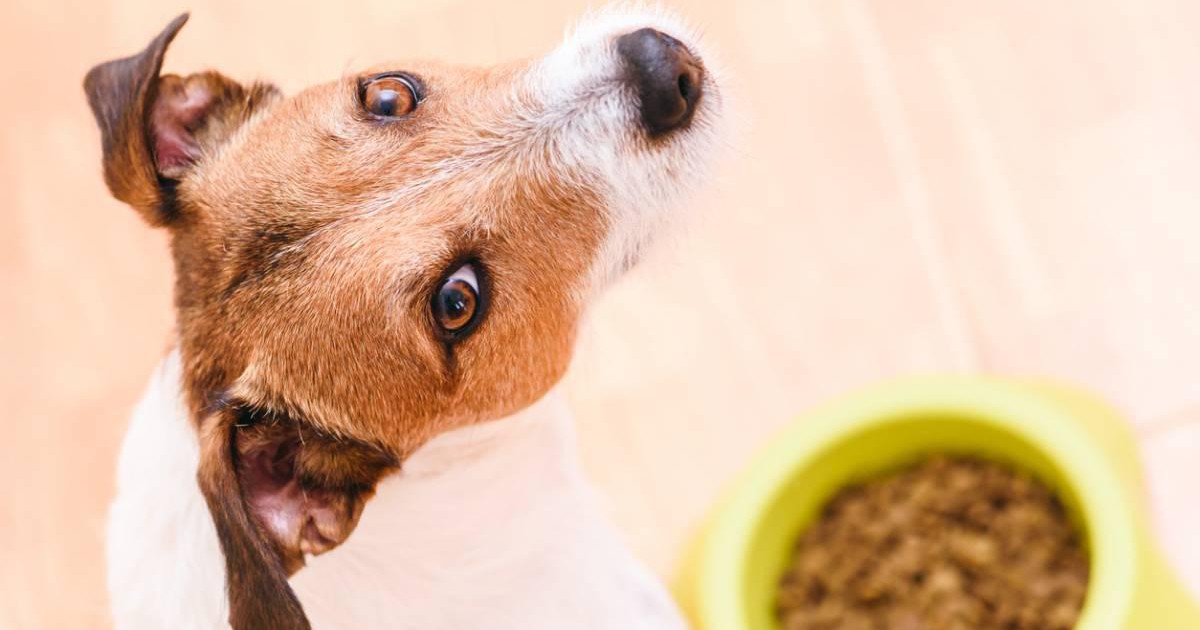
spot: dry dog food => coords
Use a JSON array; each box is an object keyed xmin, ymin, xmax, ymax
[{"xmin": 776, "ymin": 456, "xmax": 1089, "ymax": 630}]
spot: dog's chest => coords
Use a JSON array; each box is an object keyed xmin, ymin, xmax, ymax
[
  {"xmin": 291, "ymin": 476, "xmax": 684, "ymax": 630},
  {"xmin": 291, "ymin": 396, "xmax": 685, "ymax": 629},
  {"xmin": 106, "ymin": 353, "xmax": 685, "ymax": 630}
]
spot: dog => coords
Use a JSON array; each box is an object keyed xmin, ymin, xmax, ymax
[{"xmin": 87, "ymin": 6, "xmax": 723, "ymax": 629}]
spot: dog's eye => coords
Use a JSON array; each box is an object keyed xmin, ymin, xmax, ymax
[
  {"xmin": 433, "ymin": 264, "xmax": 481, "ymax": 335},
  {"xmin": 361, "ymin": 75, "xmax": 419, "ymax": 118}
]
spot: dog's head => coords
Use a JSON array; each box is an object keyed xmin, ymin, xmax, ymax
[{"xmin": 86, "ymin": 9, "xmax": 723, "ymax": 629}]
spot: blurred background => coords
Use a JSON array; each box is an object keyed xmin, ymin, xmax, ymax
[{"xmin": 3, "ymin": 0, "xmax": 1200, "ymax": 627}]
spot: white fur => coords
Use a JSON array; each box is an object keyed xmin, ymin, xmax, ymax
[
  {"xmin": 107, "ymin": 351, "xmax": 229, "ymax": 629},
  {"xmin": 533, "ymin": 4, "xmax": 727, "ymax": 292},
  {"xmin": 108, "ymin": 351, "xmax": 686, "ymax": 629}
]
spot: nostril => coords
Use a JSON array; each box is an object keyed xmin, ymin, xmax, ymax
[
  {"xmin": 616, "ymin": 27, "xmax": 705, "ymax": 136},
  {"xmin": 678, "ymin": 73, "xmax": 692, "ymax": 101}
]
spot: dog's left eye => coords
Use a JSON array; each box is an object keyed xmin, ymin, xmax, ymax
[{"xmin": 361, "ymin": 75, "xmax": 419, "ymax": 118}]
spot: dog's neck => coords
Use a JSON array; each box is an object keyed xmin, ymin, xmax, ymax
[
  {"xmin": 107, "ymin": 349, "xmax": 684, "ymax": 629},
  {"xmin": 291, "ymin": 372, "xmax": 625, "ymax": 628}
]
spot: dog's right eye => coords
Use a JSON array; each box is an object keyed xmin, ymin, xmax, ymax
[
  {"xmin": 361, "ymin": 74, "xmax": 419, "ymax": 118},
  {"xmin": 432, "ymin": 263, "xmax": 484, "ymax": 338}
]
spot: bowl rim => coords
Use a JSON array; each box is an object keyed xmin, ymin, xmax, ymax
[{"xmin": 689, "ymin": 377, "xmax": 1138, "ymax": 630}]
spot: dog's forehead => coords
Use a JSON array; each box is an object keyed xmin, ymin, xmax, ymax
[
  {"xmin": 174, "ymin": 52, "xmax": 609, "ymax": 310},
  {"xmin": 184, "ymin": 60, "xmax": 539, "ymax": 224}
]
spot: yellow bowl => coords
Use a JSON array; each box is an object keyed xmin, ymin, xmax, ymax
[{"xmin": 675, "ymin": 377, "xmax": 1200, "ymax": 629}]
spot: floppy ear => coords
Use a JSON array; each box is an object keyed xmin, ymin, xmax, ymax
[
  {"xmin": 83, "ymin": 14, "xmax": 279, "ymax": 225},
  {"xmin": 198, "ymin": 408, "xmax": 397, "ymax": 630}
]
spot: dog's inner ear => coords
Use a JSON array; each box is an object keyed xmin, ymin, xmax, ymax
[
  {"xmin": 83, "ymin": 13, "xmax": 279, "ymax": 225},
  {"xmin": 149, "ymin": 72, "xmax": 252, "ymax": 179},
  {"xmin": 235, "ymin": 410, "xmax": 399, "ymax": 575},
  {"xmin": 197, "ymin": 406, "xmax": 398, "ymax": 629}
]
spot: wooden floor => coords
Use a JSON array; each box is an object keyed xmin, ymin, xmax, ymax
[{"xmin": 3, "ymin": 0, "xmax": 1200, "ymax": 627}]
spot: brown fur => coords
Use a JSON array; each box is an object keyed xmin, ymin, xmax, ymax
[
  {"xmin": 197, "ymin": 412, "xmax": 311, "ymax": 630},
  {"xmin": 83, "ymin": 14, "xmax": 186, "ymax": 223},
  {"xmin": 232, "ymin": 407, "xmax": 399, "ymax": 574},
  {"xmin": 86, "ymin": 14, "xmax": 608, "ymax": 630}
]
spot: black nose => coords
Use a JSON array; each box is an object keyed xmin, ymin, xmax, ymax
[{"xmin": 616, "ymin": 28, "xmax": 704, "ymax": 136}]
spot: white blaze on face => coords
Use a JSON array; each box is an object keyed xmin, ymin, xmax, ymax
[{"xmin": 527, "ymin": 5, "xmax": 727, "ymax": 295}]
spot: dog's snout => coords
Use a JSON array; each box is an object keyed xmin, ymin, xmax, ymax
[{"xmin": 617, "ymin": 28, "xmax": 704, "ymax": 136}]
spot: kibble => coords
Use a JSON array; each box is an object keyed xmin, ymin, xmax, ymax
[{"xmin": 776, "ymin": 456, "xmax": 1089, "ymax": 630}]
